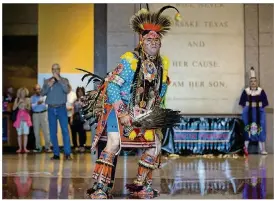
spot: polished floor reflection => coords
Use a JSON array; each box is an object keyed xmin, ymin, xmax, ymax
[{"xmin": 2, "ymin": 153, "xmax": 274, "ymax": 199}]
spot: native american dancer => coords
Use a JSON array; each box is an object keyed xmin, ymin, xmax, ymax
[
  {"xmin": 78, "ymin": 5, "xmax": 182, "ymax": 199},
  {"xmin": 239, "ymin": 67, "xmax": 269, "ymax": 156}
]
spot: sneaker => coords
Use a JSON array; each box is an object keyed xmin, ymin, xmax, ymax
[
  {"xmin": 65, "ymin": 155, "xmax": 72, "ymax": 160},
  {"xmin": 261, "ymin": 151, "xmax": 268, "ymax": 155},
  {"xmin": 33, "ymin": 148, "xmax": 42, "ymax": 153},
  {"xmin": 50, "ymin": 155, "xmax": 60, "ymax": 160},
  {"xmin": 45, "ymin": 148, "xmax": 52, "ymax": 153},
  {"xmin": 79, "ymin": 147, "xmax": 85, "ymax": 153}
]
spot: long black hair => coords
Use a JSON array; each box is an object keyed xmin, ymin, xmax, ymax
[{"xmin": 76, "ymin": 86, "xmax": 85, "ymax": 99}]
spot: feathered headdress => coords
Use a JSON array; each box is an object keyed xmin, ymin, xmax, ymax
[
  {"xmin": 130, "ymin": 4, "xmax": 182, "ymax": 37},
  {"xmin": 250, "ymin": 67, "xmax": 256, "ymax": 79}
]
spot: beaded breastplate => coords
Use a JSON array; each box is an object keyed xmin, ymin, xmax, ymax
[{"xmin": 130, "ymin": 54, "xmax": 163, "ymax": 118}]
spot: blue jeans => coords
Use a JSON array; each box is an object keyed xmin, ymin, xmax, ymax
[{"xmin": 48, "ymin": 105, "xmax": 71, "ymax": 156}]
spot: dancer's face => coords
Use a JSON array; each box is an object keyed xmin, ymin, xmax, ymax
[
  {"xmin": 142, "ymin": 31, "xmax": 161, "ymax": 56},
  {"xmin": 250, "ymin": 78, "xmax": 258, "ymax": 89}
]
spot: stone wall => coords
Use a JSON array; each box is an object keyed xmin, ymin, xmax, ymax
[{"xmin": 107, "ymin": 4, "xmax": 138, "ymax": 72}]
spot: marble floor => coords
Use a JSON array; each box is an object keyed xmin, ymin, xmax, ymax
[{"xmin": 2, "ymin": 153, "xmax": 274, "ymax": 199}]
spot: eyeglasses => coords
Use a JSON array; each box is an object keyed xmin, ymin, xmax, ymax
[{"xmin": 35, "ymin": 88, "xmax": 41, "ymax": 90}]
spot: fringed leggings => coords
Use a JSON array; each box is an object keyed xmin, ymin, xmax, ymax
[{"xmin": 91, "ymin": 131, "xmax": 162, "ymax": 195}]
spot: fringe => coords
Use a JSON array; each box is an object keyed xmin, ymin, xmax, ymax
[
  {"xmin": 133, "ymin": 152, "xmax": 159, "ymax": 186},
  {"xmin": 92, "ymin": 150, "xmax": 115, "ymax": 189}
]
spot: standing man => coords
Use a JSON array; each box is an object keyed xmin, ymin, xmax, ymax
[
  {"xmin": 239, "ymin": 67, "xmax": 269, "ymax": 156},
  {"xmin": 41, "ymin": 63, "xmax": 71, "ymax": 160},
  {"xmin": 31, "ymin": 84, "xmax": 52, "ymax": 153}
]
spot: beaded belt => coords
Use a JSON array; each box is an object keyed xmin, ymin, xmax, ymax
[{"xmin": 245, "ymin": 102, "xmax": 262, "ymax": 107}]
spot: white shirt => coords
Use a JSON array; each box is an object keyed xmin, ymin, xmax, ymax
[{"xmin": 66, "ymin": 91, "xmax": 77, "ymax": 117}]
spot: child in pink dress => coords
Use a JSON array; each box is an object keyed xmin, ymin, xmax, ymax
[{"xmin": 13, "ymin": 87, "xmax": 32, "ymax": 153}]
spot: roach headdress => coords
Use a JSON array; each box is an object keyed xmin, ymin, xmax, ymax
[
  {"xmin": 130, "ymin": 4, "xmax": 182, "ymax": 37},
  {"xmin": 250, "ymin": 66, "xmax": 256, "ymax": 79}
]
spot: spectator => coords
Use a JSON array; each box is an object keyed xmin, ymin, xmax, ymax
[
  {"xmin": 13, "ymin": 87, "xmax": 32, "ymax": 153},
  {"xmin": 31, "ymin": 84, "xmax": 52, "ymax": 153},
  {"xmin": 70, "ymin": 87, "xmax": 86, "ymax": 153},
  {"xmin": 239, "ymin": 67, "xmax": 269, "ymax": 155},
  {"xmin": 4, "ymin": 86, "xmax": 15, "ymax": 103},
  {"xmin": 41, "ymin": 63, "xmax": 71, "ymax": 160},
  {"xmin": 66, "ymin": 84, "xmax": 77, "ymax": 150},
  {"xmin": 3, "ymin": 86, "xmax": 15, "ymax": 112}
]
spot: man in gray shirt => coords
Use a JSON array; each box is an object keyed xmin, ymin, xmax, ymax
[{"xmin": 41, "ymin": 63, "xmax": 71, "ymax": 160}]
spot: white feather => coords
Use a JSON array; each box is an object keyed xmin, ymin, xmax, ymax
[{"xmin": 250, "ymin": 68, "xmax": 256, "ymax": 78}]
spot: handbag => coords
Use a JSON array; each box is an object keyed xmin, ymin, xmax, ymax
[{"xmin": 83, "ymin": 120, "xmax": 91, "ymax": 131}]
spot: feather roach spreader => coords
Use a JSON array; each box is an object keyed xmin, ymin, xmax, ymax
[
  {"xmin": 130, "ymin": 5, "xmax": 181, "ymax": 37},
  {"xmin": 76, "ymin": 68, "xmax": 105, "ymax": 126},
  {"xmin": 76, "ymin": 68, "xmax": 182, "ymax": 132}
]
